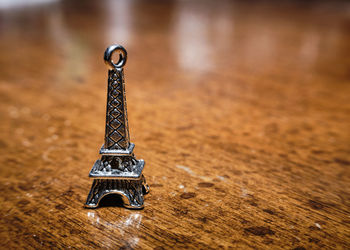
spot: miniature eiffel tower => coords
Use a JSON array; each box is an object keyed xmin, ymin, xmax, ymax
[{"xmin": 85, "ymin": 45, "xmax": 149, "ymax": 209}]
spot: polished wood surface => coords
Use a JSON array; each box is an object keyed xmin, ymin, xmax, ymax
[{"xmin": 1, "ymin": 0, "xmax": 350, "ymax": 249}]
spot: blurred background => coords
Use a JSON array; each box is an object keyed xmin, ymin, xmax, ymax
[{"xmin": 1, "ymin": 0, "xmax": 349, "ymax": 82}]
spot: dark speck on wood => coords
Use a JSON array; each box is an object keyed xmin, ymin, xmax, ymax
[
  {"xmin": 293, "ymin": 247, "xmax": 306, "ymax": 250},
  {"xmin": 308, "ymin": 200, "xmax": 324, "ymax": 210},
  {"xmin": 197, "ymin": 182, "xmax": 214, "ymax": 188},
  {"xmin": 333, "ymin": 158, "xmax": 350, "ymax": 166},
  {"xmin": 263, "ymin": 209, "xmax": 276, "ymax": 215},
  {"xmin": 55, "ymin": 204, "xmax": 67, "ymax": 210},
  {"xmin": 244, "ymin": 226, "xmax": 275, "ymax": 236},
  {"xmin": 180, "ymin": 192, "xmax": 196, "ymax": 199}
]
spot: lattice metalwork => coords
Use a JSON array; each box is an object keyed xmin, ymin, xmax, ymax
[
  {"xmin": 85, "ymin": 45, "xmax": 149, "ymax": 209},
  {"xmin": 104, "ymin": 68, "xmax": 130, "ymax": 150}
]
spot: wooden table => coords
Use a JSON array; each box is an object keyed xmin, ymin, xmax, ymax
[{"xmin": 0, "ymin": 0, "xmax": 349, "ymax": 249}]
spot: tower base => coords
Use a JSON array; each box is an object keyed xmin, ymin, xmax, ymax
[{"xmin": 85, "ymin": 175, "xmax": 149, "ymax": 209}]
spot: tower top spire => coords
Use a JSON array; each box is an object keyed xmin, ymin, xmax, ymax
[
  {"xmin": 104, "ymin": 45, "xmax": 127, "ymax": 69},
  {"xmin": 103, "ymin": 45, "xmax": 130, "ymax": 151}
]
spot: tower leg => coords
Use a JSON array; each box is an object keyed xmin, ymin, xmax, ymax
[{"xmin": 85, "ymin": 175, "xmax": 149, "ymax": 209}]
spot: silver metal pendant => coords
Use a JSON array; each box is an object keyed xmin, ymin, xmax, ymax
[{"xmin": 85, "ymin": 45, "xmax": 149, "ymax": 209}]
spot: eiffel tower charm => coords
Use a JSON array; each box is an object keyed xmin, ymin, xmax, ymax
[{"xmin": 85, "ymin": 45, "xmax": 149, "ymax": 209}]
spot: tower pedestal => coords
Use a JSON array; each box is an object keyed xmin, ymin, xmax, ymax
[
  {"xmin": 85, "ymin": 144, "xmax": 149, "ymax": 209},
  {"xmin": 85, "ymin": 175, "xmax": 149, "ymax": 209}
]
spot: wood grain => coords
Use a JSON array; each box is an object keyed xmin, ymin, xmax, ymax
[{"xmin": 0, "ymin": 0, "xmax": 350, "ymax": 249}]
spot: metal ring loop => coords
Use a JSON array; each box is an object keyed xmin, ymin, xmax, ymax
[{"xmin": 104, "ymin": 45, "xmax": 127, "ymax": 69}]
